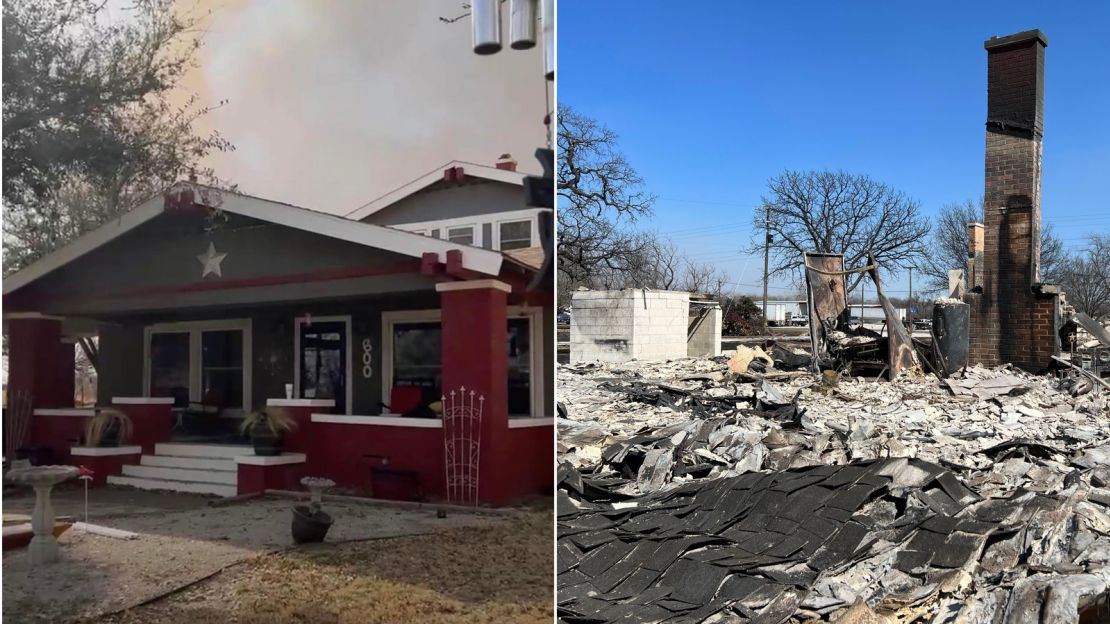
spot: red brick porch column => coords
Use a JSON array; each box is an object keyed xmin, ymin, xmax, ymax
[
  {"xmin": 6, "ymin": 316, "xmax": 75, "ymax": 408},
  {"xmin": 436, "ymin": 279, "xmax": 510, "ymax": 505}
]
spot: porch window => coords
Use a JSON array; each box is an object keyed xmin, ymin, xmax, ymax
[
  {"xmin": 143, "ymin": 319, "xmax": 252, "ymax": 412},
  {"xmin": 201, "ymin": 330, "xmax": 244, "ymax": 409},
  {"xmin": 507, "ymin": 318, "xmax": 531, "ymax": 415},
  {"xmin": 498, "ymin": 220, "xmax": 532, "ymax": 250},
  {"xmin": 150, "ymin": 333, "xmax": 190, "ymax": 403},
  {"xmin": 383, "ymin": 309, "xmax": 542, "ymax": 417},
  {"xmin": 392, "ymin": 321, "xmax": 442, "ymax": 405}
]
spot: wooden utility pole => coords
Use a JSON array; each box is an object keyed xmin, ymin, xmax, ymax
[{"xmin": 762, "ymin": 209, "xmax": 771, "ymax": 334}]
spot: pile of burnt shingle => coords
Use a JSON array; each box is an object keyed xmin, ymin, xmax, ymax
[
  {"xmin": 557, "ymin": 456, "xmax": 1110, "ymax": 623},
  {"xmin": 562, "ymin": 379, "xmax": 808, "ymax": 497}
]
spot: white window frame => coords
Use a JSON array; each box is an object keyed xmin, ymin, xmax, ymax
[
  {"xmin": 390, "ymin": 208, "xmax": 543, "ymax": 249},
  {"xmin": 293, "ymin": 315, "xmax": 353, "ymax": 415},
  {"xmin": 380, "ymin": 306, "xmax": 544, "ymax": 418},
  {"xmin": 445, "ymin": 224, "xmax": 476, "ymax": 245},
  {"xmin": 143, "ymin": 318, "xmax": 253, "ymax": 415},
  {"xmin": 494, "ymin": 217, "xmax": 537, "ymax": 250}
]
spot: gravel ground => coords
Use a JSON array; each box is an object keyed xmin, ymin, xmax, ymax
[
  {"xmin": 2, "ymin": 489, "xmax": 508, "ymax": 624},
  {"xmin": 96, "ymin": 509, "xmax": 553, "ymax": 624}
]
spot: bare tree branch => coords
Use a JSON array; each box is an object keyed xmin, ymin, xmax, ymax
[
  {"xmin": 754, "ymin": 170, "xmax": 930, "ymax": 292},
  {"xmin": 3, "ymin": 0, "xmax": 235, "ymax": 273},
  {"xmin": 557, "ymin": 104, "xmax": 656, "ymax": 289},
  {"xmin": 1059, "ymin": 234, "xmax": 1110, "ymax": 321}
]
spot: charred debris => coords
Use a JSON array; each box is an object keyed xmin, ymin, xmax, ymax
[{"xmin": 556, "ymin": 254, "xmax": 1109, "ymax": 623}]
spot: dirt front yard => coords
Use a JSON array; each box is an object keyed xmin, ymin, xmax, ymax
[
  {"xmin": 2, "ymin": 487, "xmax": 552, "ymax": 624},
  {"xmin": 98, "ymin": 509, "xmax": 552, "ymax": 624}
]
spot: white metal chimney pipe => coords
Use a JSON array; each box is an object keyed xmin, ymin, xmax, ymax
[
  {"xmin": 510, "ymin": 0, "xmax": 538, "ymax": 49},
  {"xmin": 471, "ymin": 0, "xmax": 502, "ymax": 55},
  {"xmin": 542, "ymin": 0, "xmax": 554, "ymax": 79}
]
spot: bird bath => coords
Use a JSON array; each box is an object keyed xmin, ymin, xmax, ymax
[
  {"xmin": 300, "ymin": 476, "xmax": 335, "ymax": 511},
  {"xmin": 6, "ymin": 465, "xmax": 78, "ymax": 565}
]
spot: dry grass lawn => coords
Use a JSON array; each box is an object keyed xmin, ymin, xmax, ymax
[{"xmin": 96, "ymin": 509, "xmax": 552, "ymax": 624}]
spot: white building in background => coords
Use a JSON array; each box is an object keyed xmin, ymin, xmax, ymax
[
  {"xmin": 752, "ymin": 300, "xmax": 905, "ymax": 325},
  {"xmin": 753, "ymin": 300, "xmax": 808, "ymax": 326}
]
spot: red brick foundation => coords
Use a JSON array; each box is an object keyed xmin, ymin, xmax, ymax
[
  {"xmin": 28, "ymin": 409, "xmax": 92, "ymax": 464},
  {"xmin": 68, "ymin": 447, "xmax": 142, "ymax": 486},
  {"xmin": 236, "ymin": 456, "xmax": 307, "ymax": 495},
  {"xmin": 112, "ymin": 399, "xmax": 174, "ymax": 454}
]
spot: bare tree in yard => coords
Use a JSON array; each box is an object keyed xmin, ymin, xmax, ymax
[
  {"xmin": 681, "ymin": 260, "xmax": 728, "ymax": 297},
  {"xmin": 1059, "ymin": 234, "xmax": 1110, "ymax": 321},
  {"xmin": 558, "ymin": 104, "xmax": 655, "ymax": 288},
  {"xmin": 756, "ymin": 170, "xmax": 930, "ymax": 292},
  {"xmin": 2, "ymin": 0, "xmax": 234, "ymax": 273},
  {"xmin": 649, "ymin": 238, "xmax": 684, "ymax": 291},
  {"xmin": 916, "ymin": 199, "xmax": 1065, "ymax": 294}
]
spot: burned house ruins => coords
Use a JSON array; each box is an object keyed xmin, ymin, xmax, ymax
[{"xmin": 556, "ymin": 29, "xmax": 1109, "ymax": 624}]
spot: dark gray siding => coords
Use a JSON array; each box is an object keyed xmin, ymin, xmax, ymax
[
  {"xmin": 22, "ymin": 212, "xmax": 420, "ymax": 315},
  {"xmin": 95, "ymin": 292, "xmax": 440, "ymax": 415},
  {"xmin": 96, "ymin": 324, "xmax": 144, "ymax": 404},
  {"xmin": 94, "ymin": 291, "xmax": 554, "ymax": 417},
  {"xmin": 360, "ymin": 180, "xmax": 526, "ymax": 226}
]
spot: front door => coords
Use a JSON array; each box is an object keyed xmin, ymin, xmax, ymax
[{"xmin": 299, "ymin": 321, "xmax": 347, "ymax": 413}]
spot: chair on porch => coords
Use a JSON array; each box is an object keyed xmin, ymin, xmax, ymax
[
  {"xmin": 387, "ymin": 386, "xmax": 423, "ymax": 415},
  {"xmin": 178, "ymin": 390, "xmax": 223, "ymax": 436}
]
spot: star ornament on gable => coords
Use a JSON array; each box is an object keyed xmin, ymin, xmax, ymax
[{"xmin": 197, "ymin": 242, "xmax": 228, "ymax": 278}]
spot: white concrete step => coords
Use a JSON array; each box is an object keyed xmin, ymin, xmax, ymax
[
  {"xmin": 153, "ymin": 443, "xmax": 251, "ymax": 459},
  {"xmin": 141, "ymin": 454, "xmax": 236, "ymax": 472},
  {"xmin": 122, "ymin": 464, "xmax": 237, "ymax": 485},
  {"xmin": 107, "ymin": 475, "xmax": 237, "ymax": 497}
]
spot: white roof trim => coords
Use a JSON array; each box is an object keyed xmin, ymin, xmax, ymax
[
  {"xmin": 3, "ymin": 184, "xmax": 505, "ymax": 295},
  {"xmin": 345, "ymin": 160, "xmax": 525, "ymax": 221}
]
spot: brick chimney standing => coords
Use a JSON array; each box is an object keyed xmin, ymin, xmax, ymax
[{"xmin": 967, "ymin": 29, "xmax": 1060, "ymax": 371}]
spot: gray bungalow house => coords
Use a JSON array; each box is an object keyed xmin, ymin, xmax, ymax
[{"xmin": 3, "ymin": 158, "xmax": 553, "ymax": 505}]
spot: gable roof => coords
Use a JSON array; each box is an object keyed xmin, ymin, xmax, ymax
[
  {"xmin": 3, "ymin": 183, "xmax": 505, "ymax": 295},
  {"xmin": 345, "ymin": 160, "xmax": 525, "ymax": 222}
]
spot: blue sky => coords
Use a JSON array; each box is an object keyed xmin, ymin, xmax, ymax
[{"xmin": 558, "ymin": 1, "xmax": 1110, "ymax": 297}]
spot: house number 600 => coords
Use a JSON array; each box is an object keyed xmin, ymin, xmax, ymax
[{"xmin": 361, "ymin": 338, "xmax": 373, "ymax": 378}]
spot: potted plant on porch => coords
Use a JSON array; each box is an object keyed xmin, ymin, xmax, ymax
[
  {"xmin": 238, "ymin": 409, "xmax": 297, "ymax": 456},
  {"xmin": 84, "ymin": 409, "xmax": 134, "ymax": 447}
]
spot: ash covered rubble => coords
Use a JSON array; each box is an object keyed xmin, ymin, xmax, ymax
[{"xmin": 556, "ymin": 357, "xmax": 1110, "ymax": 623}]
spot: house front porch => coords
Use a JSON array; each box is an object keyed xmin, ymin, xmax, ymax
[{"xmin": 3, "ymin": 185, "xmax": 553, "ymax": 506}]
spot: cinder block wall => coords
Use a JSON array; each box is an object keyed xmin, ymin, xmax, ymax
[
  {"xmin": 631, "ymin": 291, "xmax": 690, "ymax": 360},
  {"xmin": 570, "ymin": 290, "xmax": 636, "ymax": 362},
  {"xmin": 688, "ymin": 306, "xmax": 722, "ymax": 357},
  {"xmin": 967, "ymin": 30, "xmax": 1058, "ymax": 372},
  {"xmin": 570, "ymin": 289, "xmax": 690, "ymax": 362}
]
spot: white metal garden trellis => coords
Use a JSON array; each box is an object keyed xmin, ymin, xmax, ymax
[{"xmin": 443, "ymin": 386, "xmax": 484, "ymax": 506}]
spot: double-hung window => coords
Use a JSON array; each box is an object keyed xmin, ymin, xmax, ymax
[
  {"xmin": 498, "ymin": 219, "xmax": 533, "ymax": 250},
  {"xmin": 447, "ymin": 226, "xmax": 475, "ymax": 245}
]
